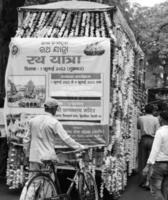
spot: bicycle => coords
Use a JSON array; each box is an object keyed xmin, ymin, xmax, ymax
[{"xmin": 21, "ymin": 148, "xmax": 99, "ymax": 200}]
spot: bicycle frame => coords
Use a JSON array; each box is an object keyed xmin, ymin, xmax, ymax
[
  {"xmin": 66, "ymin": 168, "xmax": 81, "ymax": 196},
  {"xmin": 49, "ymin": 160, "xmax": 81, "ymax": 198}
]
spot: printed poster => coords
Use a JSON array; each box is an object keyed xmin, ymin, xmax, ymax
[{"xmin": 5, "ymin": 37, "xmax": 111, "ymax": 147}]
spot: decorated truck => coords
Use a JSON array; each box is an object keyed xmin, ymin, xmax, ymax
[{"xmin": 4, "ymin": 1, "xmax": 145, "ymax": 198}]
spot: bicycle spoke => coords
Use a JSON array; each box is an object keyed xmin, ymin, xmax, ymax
[{"xmin": 78, "ymin": 172, "xmax": 98, "ymax": 200}]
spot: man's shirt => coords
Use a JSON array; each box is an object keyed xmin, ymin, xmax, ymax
[
  {"xmin": 24, "ymin": 112, "xmax": 83, "ymax": 163},
  {"xmin": 137, "ymin": 114, "xmax": 160, "ymax": 137},
  {"xmin": 147, "ymin": 126, "xmax": 168, "ymax": 164}
]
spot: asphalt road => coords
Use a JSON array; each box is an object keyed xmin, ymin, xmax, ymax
[
  {"xmin": 0, "ymin": 179, "xmax": 20, "ymax": 200},
  {"xmin": 119, "ymin": 174, "xmax": 153, "ymax": 200},
  {"xmin": 0, "ymin": 173, "xmax": 153, "ymax": 200}
]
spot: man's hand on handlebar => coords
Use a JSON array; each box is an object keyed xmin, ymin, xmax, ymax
[
  {"xmin": 77, "ymin": 144, "xmax": 87, "ymax": 150},
  {"xmin": 56, "ymin": 145, "xmax": 88, "ymax": 155}
]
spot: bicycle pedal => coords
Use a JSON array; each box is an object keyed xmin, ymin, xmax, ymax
[{"xmin": 67, "ymin": 177, "xmax": 75, "ymax": 182}]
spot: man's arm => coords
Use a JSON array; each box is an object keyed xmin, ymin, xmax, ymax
[
  {"xmin": 147, "ymin": 129, "xmax": 162, "ymax": 164},
  {"xmin": 55, "ymin": 121, "xmax": 84, "ymax": 149},
  {"xmin": 23, "ymin": 122, "xmax": 31, "ymax": 157},
  {"xmin": 143, "ymin": 129, "xmax": 162, "ymax": 176}
]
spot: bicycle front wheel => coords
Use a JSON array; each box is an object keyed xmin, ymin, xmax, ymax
[
  {"xmin": 78, "ymin": 172, "xmax": 99, "ymax": 200},
  {"xmin": 24, "ymin": 173, "xmax": 58, "ymax": 200}
]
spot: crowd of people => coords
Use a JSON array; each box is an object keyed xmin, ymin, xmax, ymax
[{"xmin": 137, "ymin": 102, "xmax": 168, "ymax": 200}]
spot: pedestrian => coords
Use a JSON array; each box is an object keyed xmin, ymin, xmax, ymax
[
  {"xmin": 20, "ymin": 98, "xmax": 85, "ymax": 200},
  {"xmin": 143, "ymin": 111, "xmax": 168, "ymax": 200},
  {"xmin": 137, "ymin": 104, "xmax": 160, "ymax": 188},
  {"xmin": 23, "ymin": 98, "xmax": 84, "ymax": 176}
]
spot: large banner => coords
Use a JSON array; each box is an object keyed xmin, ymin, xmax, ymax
[{"xmin": 5, "ymin": 37, "xmax": 111, "ymax": 147}]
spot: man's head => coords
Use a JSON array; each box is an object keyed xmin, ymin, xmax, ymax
[
  {"xmin": 159, "ymin": 111, "xmax": 168, "ymax": 125},
  {"xmin": 145, "ymin": 104, "xmax": 154, "ymax": 114},
  {"xmin": 44, "ymin": 98, "xmax": 60, "ymax": 115}
]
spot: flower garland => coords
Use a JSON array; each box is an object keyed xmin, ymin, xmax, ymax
[
  {"xmin": 16, "ymin": 10, "xmax": 116, "ymax": 38},
  {"xmin": 103, "ymin": 25, "xmax": 144, "ymax": 196}
]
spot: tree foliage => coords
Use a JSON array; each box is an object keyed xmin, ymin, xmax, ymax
[{"xmin": 122, "ymin": 1, "xmax": 168, "ymax": 86}]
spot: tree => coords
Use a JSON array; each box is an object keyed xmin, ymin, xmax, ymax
[
  {"xmin": 130, "ymin": 1, "xmax": 168, "ymax": 87},
  {"xmin": 0, "ymin": 0, "xmax": 25, "ymax": 97}
]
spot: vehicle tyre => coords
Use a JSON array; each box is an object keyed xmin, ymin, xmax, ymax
[{"xmin": 78, "ymin": 172, "xmax": 99, "ymax": 200}]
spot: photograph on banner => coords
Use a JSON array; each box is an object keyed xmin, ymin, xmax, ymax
[{"xmin": 7, "ymin": 75, "xmax": 46, "ymax": 108}]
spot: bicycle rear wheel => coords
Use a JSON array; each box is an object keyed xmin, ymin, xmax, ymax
[
  {"xmin": 24, "ymin": 173, "xmax": 58, "ymax": 200},
  {"xmin": 78, "ymin": 172, "xmax": 99, "ymax": 200}
]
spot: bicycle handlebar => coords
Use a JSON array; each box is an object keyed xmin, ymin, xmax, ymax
[
  {"xmin": 56, "ymin": 144, "xmax": 105, "ymax": 155},
  {"xmin": 56, "ymin": 149, "xmax": 84, "ymax": 155}
]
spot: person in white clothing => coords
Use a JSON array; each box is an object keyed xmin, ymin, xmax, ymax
[
  {"xmin": 137, "ymin": 104, "xmax": 160, "ymax": 188},
  {"xmin": 23, "ymin": 98, "xmax": 84, "ymax": 176},
  {"xmin": 143, "ymin": 111, "xmax": 168, "ymax": 200}
]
